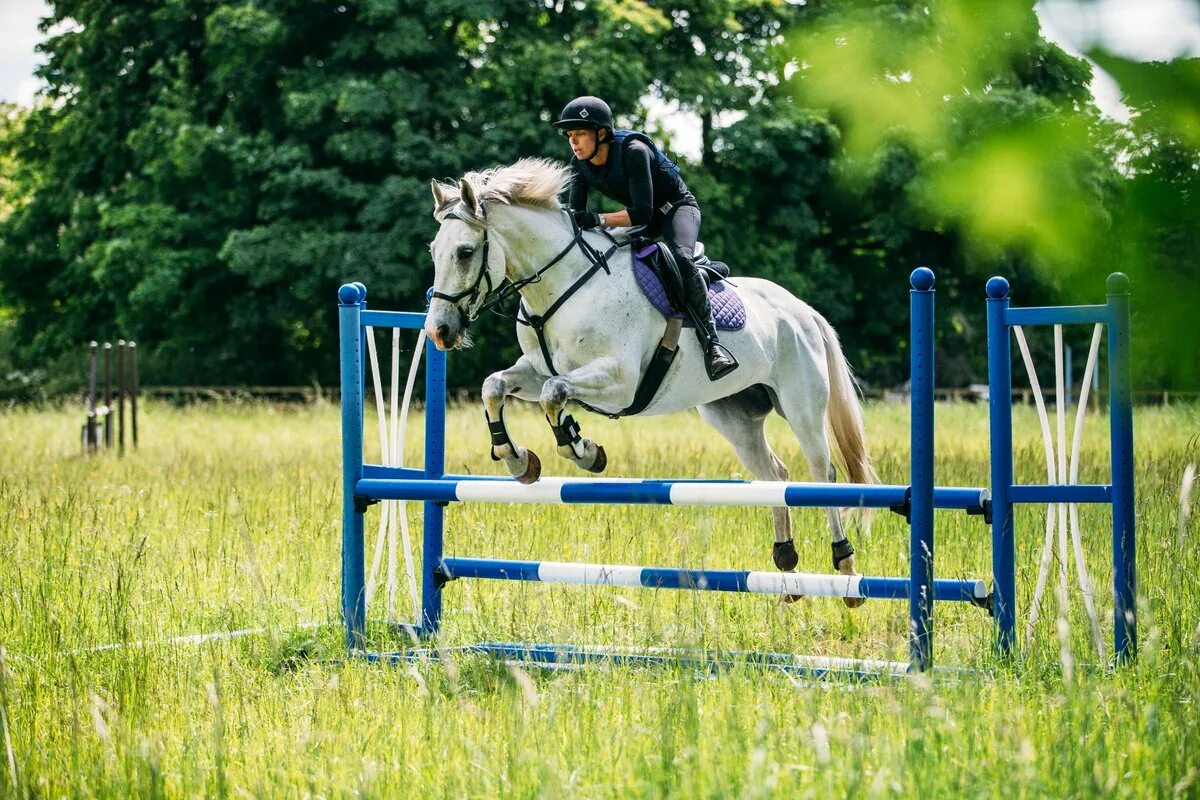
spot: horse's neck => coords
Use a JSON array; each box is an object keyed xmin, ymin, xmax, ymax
[{"xmin": 495, "ymin": 206, "xmax": 626, "ymax": 315}]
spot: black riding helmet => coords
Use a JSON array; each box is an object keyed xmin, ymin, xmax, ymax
[{"xmin": 552, "ymin": 96, "xmax": 614, "ymax": 135}]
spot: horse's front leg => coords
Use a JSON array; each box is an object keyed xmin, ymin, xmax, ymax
[
  {"xmin": 482, "ymin": 355, "xmax": 549, "ymax": 484},
  {"xmin": 539, "ymin": 355, "xmax": 632, "ymax": 474}
]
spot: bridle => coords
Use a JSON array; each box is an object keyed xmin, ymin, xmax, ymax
[
  {"xmin": 428, "ymin": 201, "xmax": 496, "ymax": 321},
  {"xmin": 428, "ymin": 200, "xmax": 622, "ymax": 331}
]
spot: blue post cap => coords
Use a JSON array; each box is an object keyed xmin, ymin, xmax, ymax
[
  {"xmin": 985, "ymin": 276, "xmax": 1010, "ymax": 299},
  {"xmin": 1106, "ymin": 272, "xmax": 1130, "ymax": 294},
  {"xmin": 352, "ymin": 281, "xmax": 367, "ymax": 300},
  {"xmin": 910, "ymin": 266, "xmax": 935, "ymax": 291},
  {"xmin": 337, "ymin": 283, "xmax": 365, "ymax": 305},
  {"xmin": 425, "ymin": 286, "xmax": 435, "ymax": 309}
]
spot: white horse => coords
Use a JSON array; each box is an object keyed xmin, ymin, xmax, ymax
[{"xmin": 424, "ymin": 158, "xmax": 878, "ymax": 594}]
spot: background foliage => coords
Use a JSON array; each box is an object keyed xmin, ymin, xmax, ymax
[{"xmin": 0, "ymin": 0, "xmax": 1196, "ymax": 395}]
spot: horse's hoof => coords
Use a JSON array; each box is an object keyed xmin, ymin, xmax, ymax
[
  {"xmin": 838, "ymin": 556, "xmax": 866, "ymax": 608},
  {"xmin": 778, "ymin": 568, "xmax": 804, "ymax": 604},
  {"xmin": 584, "ymin": 445, "xmax": 607, "ymax": 474},
  {"xmin": 516, "ymin": 450, "xmax": 542, "ymax": 484}
]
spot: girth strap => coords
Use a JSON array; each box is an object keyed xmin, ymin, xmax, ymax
[
  {"xmin": 613, "ymin": 317, "xmax": 683, "ymax": 417},
  {"xmin": 569, "ymin": 316, "xmax": 683, "ymax": 420}
]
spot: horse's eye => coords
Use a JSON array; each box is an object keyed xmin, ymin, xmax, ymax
[{"xmin": 456, "ymin": 245, "xmax": 475, "ymax": 260}]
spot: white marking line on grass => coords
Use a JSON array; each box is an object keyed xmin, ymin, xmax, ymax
[{"xmin": 59, "ymin": 622, "xmax": 324, "ymax": 655}]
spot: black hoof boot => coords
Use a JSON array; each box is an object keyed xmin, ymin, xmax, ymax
[
  {"xmin": 704, "ymin": 342, "xmax": 739, "ymax": 381},
  {"xmin": 832, "ymin": 539, "xmax": 863, "ymax": 607},
  {"xmin": 773, "ymin": 539, "xmax": 799, "ymax": 571},
  {"xmin": 832, "ymin": 539, "xmax": 856, "ymax": 571}
]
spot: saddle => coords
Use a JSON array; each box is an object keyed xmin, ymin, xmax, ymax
[
  {"xmin": 631, "ymin": 240, "xmax": 746, "ymax": 332},
  {"xmin": 632, "ymin": 238, "xmax": 730, "ymax": 283}
]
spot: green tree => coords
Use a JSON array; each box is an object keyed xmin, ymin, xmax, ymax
[
  {"xmin": 0, "ymin": 103, "xmax": 30, "ymax": 392},
  {"xmin": 759, "ymin": 0, "xmax": 1116, "ymax": 385},
  {"xmin": 1086, "ymin": 50, "xmax": 1200, "ymax": 387},
  {"xmin": 0, "ymin": 0, "xmax": 1191, "ymax": 397}
]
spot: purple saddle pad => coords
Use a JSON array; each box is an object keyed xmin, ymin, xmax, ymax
[{"xmin": 633, "ymin": 244, "xmax": 746, "ymax": 331}]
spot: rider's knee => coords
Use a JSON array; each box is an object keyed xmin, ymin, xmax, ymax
[{"xmin": 669, "ymin": 244, "xmax": 695, "ymax": 270}]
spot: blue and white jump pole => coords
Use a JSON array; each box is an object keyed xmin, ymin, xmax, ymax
[{"xmin": 337, "ymin": 269, "xmax": 1136, "ymax": 675}]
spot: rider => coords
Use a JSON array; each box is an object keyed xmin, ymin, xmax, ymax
[{"xmin": 553, "ymin": 95, "xmax": 739, "ymax": 381}]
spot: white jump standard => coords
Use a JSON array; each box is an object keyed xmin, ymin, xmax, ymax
[{"xmin": 337, "ymin": 268, "xmax": 1137, "ymax": 677}]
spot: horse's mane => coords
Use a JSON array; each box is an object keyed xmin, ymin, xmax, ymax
[{"xmin": 433, "ymin": 158, "xmax": 571, "ymax": 220}]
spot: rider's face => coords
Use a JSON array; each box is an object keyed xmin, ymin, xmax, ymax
[{"xmin": 566, "ymin": 128, "xmax": 598, "ymax": 158}]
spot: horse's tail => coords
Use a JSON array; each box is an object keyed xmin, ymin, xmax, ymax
[{"xmin": 816, "ymin": 314, "xmax": 878, "ymax": 486}]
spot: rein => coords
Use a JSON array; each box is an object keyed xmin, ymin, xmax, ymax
[{"xmin": 482, "ymin": 213, "xmax": 622, "ymax": 323}]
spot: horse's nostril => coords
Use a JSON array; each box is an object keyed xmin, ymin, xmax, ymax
[{"xmin": 437, "ymin": 324, "xmax": 452, "ymax": 344}]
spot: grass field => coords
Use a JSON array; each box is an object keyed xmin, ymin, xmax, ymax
[{"xmin": 2, "ymin": 399, "xmax": 1199, "ymax": 798}]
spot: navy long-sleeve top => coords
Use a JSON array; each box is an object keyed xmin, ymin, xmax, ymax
[{"xmin": 568, "ymin": 140, "xmax": 695, "ymax": 229}]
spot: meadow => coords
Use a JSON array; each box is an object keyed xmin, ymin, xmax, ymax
[{"xmin": 1, "ymin": 399, "xmax": 1198, "ymax": 798}]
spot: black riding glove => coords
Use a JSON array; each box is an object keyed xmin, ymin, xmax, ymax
[{"xmin": 572, "ymin": 210, "xmax": 603, "ymax": 230}]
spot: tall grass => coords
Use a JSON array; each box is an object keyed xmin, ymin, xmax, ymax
[{"xmin": 1, "ymin": 400, "xmax": 1198, "ymax": 797}]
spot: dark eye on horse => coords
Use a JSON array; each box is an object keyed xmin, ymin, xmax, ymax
[{"xmin": 456, "ymin": 245, "xmax": 475, "ymax": 260}]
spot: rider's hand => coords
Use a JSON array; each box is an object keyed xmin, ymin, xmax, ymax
[{"xmin": 572, "ymin": 210, "xmax": 603, "ymax": 230}]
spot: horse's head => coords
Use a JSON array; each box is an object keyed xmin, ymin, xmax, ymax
[
  {"xmin": 425, "ymin": 159, "xmax": 574, "ymax": 349},
  {"xmin": 425, "ymin": 178, "xmax": 507, "ymax": 350}
]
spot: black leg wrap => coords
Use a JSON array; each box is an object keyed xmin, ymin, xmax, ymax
[
  {"xmin": 548, "ymin": 413, "xmax": 582, "ymax": 448},
  {"xmin": 832, "ymin": 539, "xmax": 855, "ymax": 571},
  {"xmin": 485, "ymin": 409, "xmax": 512, "ymax": 462},
  {"xmin": 773, "ymin": 539, "xmax": 799, "ymax": 571}
]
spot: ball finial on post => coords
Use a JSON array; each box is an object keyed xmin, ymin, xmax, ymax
[
  {"xmin": 1106, "ymin": 272, "xmax": 1130, "ymax": 295},
  {"xmin": 338, "ymin": 283, "xmax": 365, "ymax": 305},
  {"xmin": 910, "ymin": 267, "xmax": 935, "ymax": 291},
  {"xmin": 986, "ymin": 276, "xmax": 1010, "ymax": 299}
]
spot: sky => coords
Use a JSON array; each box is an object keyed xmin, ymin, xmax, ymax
[{"xmin": 2, "ymin": 0, "xmax": 1199, "ymax": 157}]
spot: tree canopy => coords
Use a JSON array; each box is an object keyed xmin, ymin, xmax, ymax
[{"xmin": 1, "ymin": 0, "xmax": 1195, "ymax": 396}]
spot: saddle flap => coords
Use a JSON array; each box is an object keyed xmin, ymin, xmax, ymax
[{"xmin": 631, "ymin": 245, "xmax": 745, "ymax": 331}]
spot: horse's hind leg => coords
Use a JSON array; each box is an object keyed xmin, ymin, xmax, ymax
[
  {"xmin": 771, "ymin": 378, "xmax": 865, "ymax": 608},
  {"xmin": 697, "ymin": 393, "xmax": 802, "ymax": 599}
]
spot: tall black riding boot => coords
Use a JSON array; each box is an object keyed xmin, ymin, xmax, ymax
[{"xmin": 680, "ymin": 265, "xmax": 738, "ymax": 381}]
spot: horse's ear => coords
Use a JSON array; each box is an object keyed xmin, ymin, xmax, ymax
[
  {"xmin": 458, "ymin": 179, "xmax": 478, "ymax": 214},
  {"xmin": 431, "ymin": 179, "xmax": 448, "ymax": 215}
]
